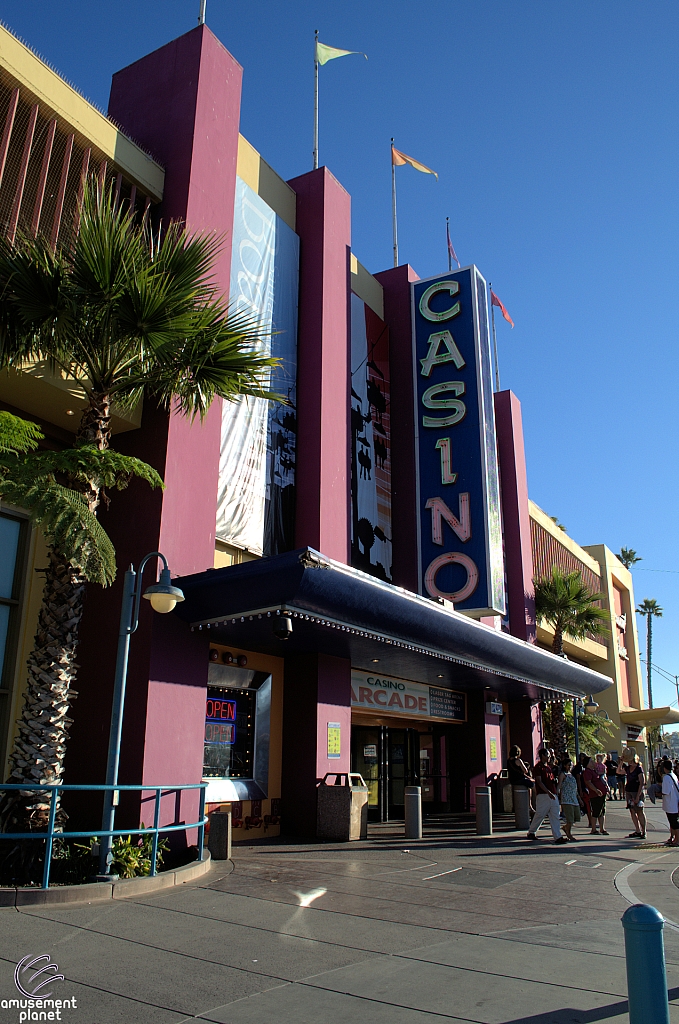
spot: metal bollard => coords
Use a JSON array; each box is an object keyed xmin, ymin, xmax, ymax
[
  {"xmin": 207, "ymin": 810, "xmax": 232, "ymax": 861},
  {"xmin": 513, "ymin": 786, "xmax": 531, "ymax": 830},
  {"xmin": 622, "ymin": 904, "xmax": 669, "ymax": 1024},
  {"xmin": 404, "ymin": 786, "xmax": 422, "ymax": 839},
  {"xmin": 475, "ymin": 786, "xmax": 492, "ymax": 836}
]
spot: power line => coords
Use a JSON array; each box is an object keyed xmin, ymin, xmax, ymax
[{"xmin": 635, "ymin": 567, "xmax": 679, "ymax": 574}]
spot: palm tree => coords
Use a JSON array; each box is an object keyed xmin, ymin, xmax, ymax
[
  {"xmin": 534, "ymin": 568, "xmax": 609, "ymax": 759},
  {"xmin": 636, "ymin": 598, "xmax": 662, "ymax": 708},
  {"xmin": 0, "ymin": 412, "xmax": 161, "ymax": 871},
  {"xmin": 0, "ymin": 181, "xmax": 278, "ymax": 838},
  {"xmin": 618, "ymin": 548, "xmax": 642, "ymax": 569}
]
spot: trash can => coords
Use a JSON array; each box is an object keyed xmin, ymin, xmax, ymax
[
  {"xmin": 491, "ymin": 771, "xmax": 513, "ymax": 813},
  {"xmin": 317, "ymin": 773, "xmax": 368, "ymax": 841}
]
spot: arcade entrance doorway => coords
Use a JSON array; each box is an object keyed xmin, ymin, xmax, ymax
[{"xmin": 351, "ymin": 721, "xmax": 463, "ymax": 821}]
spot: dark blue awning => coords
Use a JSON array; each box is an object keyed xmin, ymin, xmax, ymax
[{"xmin": 174, "ymin": 548, "xmax": 612, "ymax": 702}]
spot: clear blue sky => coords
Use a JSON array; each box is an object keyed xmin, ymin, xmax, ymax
[{"xmin": 4, "ymin": 1, "xmax": 679, "ymax": 706}]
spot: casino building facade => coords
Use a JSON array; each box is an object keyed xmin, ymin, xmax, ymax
[{"xmin": 0, "ymin": 20, "xmax": 627, "ymax": 843}]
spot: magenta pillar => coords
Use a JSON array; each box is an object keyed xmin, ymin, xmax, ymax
[
  {"xmin": 494, "ymin": 390, "xmax": 536, "ymax": 643},
  {"xmin": 68, "ymin": 29, "xmax": 244, "ymax": 836},
  {"xmin": 374, "ymin": 264, "xmax": 420, "ymax": 592},
  {"xmin": 281, "ymin": 654, "xmax": 352, "ymax": 837},
  {"xmin": 109, "ymin": 24, "xmax": 241, "ymax": 292},
  {"xmin": 288, "ymin": 167, "xmax": 351, "ymax": 564}
]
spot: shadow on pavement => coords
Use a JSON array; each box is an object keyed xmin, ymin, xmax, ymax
[{"xmin": 505, "ymin": 987, "xmax": 679, "ymax": 1023}]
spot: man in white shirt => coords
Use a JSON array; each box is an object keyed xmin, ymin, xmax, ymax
[{"xmin": 660, "ymin": 760, "xmax": 679, "ymax": 847}]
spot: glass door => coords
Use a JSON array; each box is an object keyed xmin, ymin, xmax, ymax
[{"xmin": 352, "ymin": 725, "xmax": 382, "ymax": 821}]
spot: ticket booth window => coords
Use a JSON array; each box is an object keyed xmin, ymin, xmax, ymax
[{"xmin": 203, "ymin": 686, "xmax": 256, "ymax": 778}]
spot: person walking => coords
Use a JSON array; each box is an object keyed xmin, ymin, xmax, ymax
[
  {"xmin": 660, "ymin": 760, "xmax": 679, "ymax": 847},
  {"xmin": 583, "ymin": 755, "xmax": 609, "ymax": 835},
  {"xmin": 573, "ymin": 752, "xmax": 594, "ymax": 829},
  {"xmin": 557, "ymin": 758, "xmax": 581, "ymax": 841},
  {"xmin": 606, "ymin": 754, "xmax": 619, "ymax": 799},
  {"xmin": 507, "ymin": 744, "xmax": 535, "ymax": 813},
  {"xmin": 526, "ymin": 748, "xmax": 568, "ymax": 844},
  {"xmin": 616, "ymin": 757, "xmax": 627, "ymax": 803},
  {"xmin": 622, "ymin": 748, "xmax": 646, "ymax": 839}
]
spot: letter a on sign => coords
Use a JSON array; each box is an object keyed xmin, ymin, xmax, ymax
[
  {"xmin": 426, "ymin": 494, "xmax": 471, "ymax": 545},
  {"xmin": 420, "ymin": 331, "xmax": 465, "ymax": 377}
]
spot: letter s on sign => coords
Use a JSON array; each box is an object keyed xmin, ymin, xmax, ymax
[
  {"xmin": 424, "ymin": 552, "xmax": 479, "ymax": 603},
  {"xmin": 419, "ymin": 280, "xmax": 461, "ymax": 322},
  {"xmin": 422, "ymin": 381, "xmax": 466, "ymax": 428}
]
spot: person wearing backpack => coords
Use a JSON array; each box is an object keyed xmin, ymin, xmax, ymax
[{"xmin": 660, "ymin": 760, "xmax": 679, "ymax": 847}]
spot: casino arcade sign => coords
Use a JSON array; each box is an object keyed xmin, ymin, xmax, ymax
[{"xmin": 411, "ymin": 267, "xmax": 505, "ymax": 616}]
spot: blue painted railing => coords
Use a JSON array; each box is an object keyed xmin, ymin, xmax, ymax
[{"xmin": 0, "ymin": 782, "xmax": 207, "ymax": 890}]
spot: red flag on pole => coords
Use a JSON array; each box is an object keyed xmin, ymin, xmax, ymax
[
  {"xmin": 446, "ymin": 219, "xmax": 460, "ymax": 269},
  {"xmin": 490, "ymin": 290, "xmax": 514, "ymax": 328}
]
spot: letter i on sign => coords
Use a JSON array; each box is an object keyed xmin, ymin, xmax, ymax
[{"xmin": 435, "ymin": 438, "xmax": 457, "ymax": 484}]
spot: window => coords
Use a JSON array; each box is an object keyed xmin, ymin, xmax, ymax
[
  {"xmin": 204, "ymin": 686, "xmax": 256, "ymax": 779},
  {"xmin": 0, "ymin": 512, "xmax": 25, "ymax": 686},
  {"xmin": 202, "ymin": 663, "xmax": 272, "ymax": 799}
]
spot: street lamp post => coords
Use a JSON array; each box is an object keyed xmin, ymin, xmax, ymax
[
  {"xmin": 573, "ymin": 699, "xmax": 581, "ymax": 760},
  {"xmin": 98, "ymin": 552, "xmax": 184, "ymax": 877}
]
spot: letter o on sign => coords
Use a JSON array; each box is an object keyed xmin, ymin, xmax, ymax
[
  {"xmin": 418, "ymin": 280, "xmax": 461, "ymax": 322},
  {"xmin": 424, "ymin": 552, "xmax": 479, "ymax": 603}
]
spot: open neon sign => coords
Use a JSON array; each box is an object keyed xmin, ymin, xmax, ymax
[{"xmin": 205, "ymin": 697, "xmax": 237, "ymax": 745}]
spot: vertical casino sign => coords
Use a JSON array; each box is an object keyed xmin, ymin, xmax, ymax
[{"xmin": 411, "ymin": 267, "xmax": 505, "ymax": 616}]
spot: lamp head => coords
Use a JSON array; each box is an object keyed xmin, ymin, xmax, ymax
[
  {"xmin": 273, "ymin": 612, "xmax": 293, "ymax": 640},
  {"xmin": 143, "ymin": 567, "xmax": 185, "ymax": 614},
  {"xmin": 584, "ymin": 696, "xmax": 599, "ymax": 715}
]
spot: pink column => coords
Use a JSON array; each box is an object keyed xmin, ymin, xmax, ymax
[
  {"xmin": 374, "ymin": 264, "xmax": 420, "ymax": 592},
  {"xmin": 287, "ymin": 168, "xmax": 351, "ymax": 564},
  {"xmin": 69, "ymin": 28, "xmax": 243, "ymax": 838},
  {"xmin": 281, "ymin": 653, "xmax": 352, "ymax": 837},
  {"xmin": 494, "ymin": 390, "xmax": 536, "ymax": 642}
]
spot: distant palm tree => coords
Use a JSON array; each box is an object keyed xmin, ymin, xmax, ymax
[
  {"xmin": 636, "ymin": 598, "xmax": 663, "ymax": 708},
  {"xmin": 534, "ymin": 568, "xmax": 609, "ymax": 759},
  {"xmin": 618, "ymin": 548, "xmax": 642, "ymax": 569}
]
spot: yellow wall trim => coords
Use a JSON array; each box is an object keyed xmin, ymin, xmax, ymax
[
  {"xmin": 236, "ymin": 134, "xmax": 296, "ymax": 231},
  {"xmin": 350, "ymin": 253, "xmax": 384, "ymax": 319}
]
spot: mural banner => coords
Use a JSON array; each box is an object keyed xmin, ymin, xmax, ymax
[
  {"xmin": 350, "ymin": 294, "xmax": 392, "ymax": 581},
  {"xmin": 216, "ymin": 177, "xmax": 299, "ymax": 555}
]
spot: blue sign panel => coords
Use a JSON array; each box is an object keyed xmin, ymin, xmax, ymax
[{"xmin": 411, "ymin": 266, "xmax": 505, "ymax": 616}]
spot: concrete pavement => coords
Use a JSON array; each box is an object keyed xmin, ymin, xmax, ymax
[{"xmin": 2, "ymin": 800, "xmax": 679, "ymax": 1023}]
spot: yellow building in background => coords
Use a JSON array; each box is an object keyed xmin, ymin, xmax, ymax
[{"xmin": 529, "ymin": 501, "xmax": 679, "ymax": 762}]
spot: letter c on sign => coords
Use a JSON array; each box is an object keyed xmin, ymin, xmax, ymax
[
  {"xmin": 424, "ymin": 552, "xmax": 479, "ymax": 603},
  {"xmin": 419, "ymin": 280, "xmax": 461, "ymax": 323}
]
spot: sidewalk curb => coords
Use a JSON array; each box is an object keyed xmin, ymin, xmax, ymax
[{"xmin": 0, "ymin": 852, "xmax": 212, "ymax": 907}]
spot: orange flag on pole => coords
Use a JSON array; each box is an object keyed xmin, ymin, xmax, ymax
[
  {"xmin": 391, "ymin": 146, "xmax": 438, "ymax": 180},
  {"xmin": 490, "ymin": 290, "xmax": 514, "ymax": 328}
]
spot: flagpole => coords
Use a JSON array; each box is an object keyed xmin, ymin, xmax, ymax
[
  {"xmin": 446, "ymin": 217, "xmax": 452, "ymax": 272},
  {"xmin": 198, "ymin": 0, "xmax": 206, "ymax": 24},
  {"xmin": 313, "ymin": 30, "xmax": 319, "ymax": 170},
  {"xmin": 391, "ymin": 139, "xmax": 398, "ymax": 268},
  {"xmin": 489, "ymin": 282, "xmax": 501, "ymax": 392}
]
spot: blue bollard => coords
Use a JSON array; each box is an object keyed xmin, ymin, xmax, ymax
[{"xmin": 622, "ymin": 904, "xmax": 670, "ymax": 1024}]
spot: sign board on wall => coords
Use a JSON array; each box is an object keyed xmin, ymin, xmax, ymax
[
  {"xmin": 351, "ymin": 670, "xmax": 466, "ymax": 722},
  {"xmin": 327, "ymin": 722, "xmax": 341, "ymax": 758},
  {"xmin": 411, "ymin": 267, "xmax": 505, "ymax": 616}
]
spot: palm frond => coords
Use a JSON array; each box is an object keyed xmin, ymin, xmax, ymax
[
  {"xmin": 0, "ymin": 476, "xmax": 116, "ymax": 585},
  {"xmin": 2, "ymin": 445, "xmax": 163, "ymax": 493},
  {"xmin": 534, "ymin": 567, "xmax": 609, "ymax": 642},
  {"xmin": 0, "ymin": 411, "xmax": 43, "ymax": 454}
]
